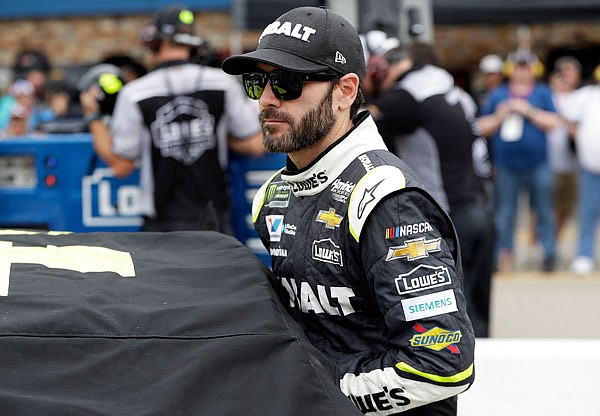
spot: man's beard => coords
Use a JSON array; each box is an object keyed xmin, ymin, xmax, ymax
[{"xmin": 259, "ymin": 84, "xmax": 336, "ymax": 153}]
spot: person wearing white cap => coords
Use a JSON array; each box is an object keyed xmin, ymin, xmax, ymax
[{"xmin": 477, "ymin": 54, "xmax": 504, "ymax": 108}]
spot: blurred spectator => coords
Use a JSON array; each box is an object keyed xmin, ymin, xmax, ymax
[
  {"xmin": 546, "ymin": 57, "xmax": 582, "ymax": 242},
  {"xmin": 13, "ymin": 49, "xmax": 51, "ymax": 103},
  {"xmin": 359, "ymin": 30, "xmax": 400, "ymax": 101},
  {"xmin": 0, "ymin": 49, "xmax": 58, "ymax": 135},
  {"xmin": 476, "ymin": 54, "xmax": 504, "ymax": 108},
  {"xmin": 80, "ymin": 4, "xmax": 264, "ymax": 233},
  {"xmin": 1, "ymin": 79, "xmax": 37, "ymax": 136},
  {"xmin": 370, "ymin": 41, "xmax": 494, "ymax": 337},
  {"xmin": 478, "ymin": 50, "xmax": 562, "ymax": 272},
  {"xmin": 567, "ymin": 64, "xmax": 600, "ymax": 276},
  {"xmin": 5, "ymin": 103, "xmax": 30, "ymax": 137},
  {"xmin": 102, "ymin": 54, "xmax": 148, "ymax": 83}
]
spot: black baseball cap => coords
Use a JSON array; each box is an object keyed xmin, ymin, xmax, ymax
[
  {"xmin": 222, "ymin": 6, "xmax": 365, "ymax": 82},
  {"xmin": 141, "ymin": 5, "xmax": 203, "ymax": 47}
]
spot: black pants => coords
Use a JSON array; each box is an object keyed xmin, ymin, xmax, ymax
[
  {"xmin": 404, "ymin": 396, "xmax": 458, "ymax": 416},
  {"xmin": 451, "ymin": 194, "xmax": 495, "ymax": 338},
  {"xmin": 142, "ymin": 205, "xmax": 233, "ymax": 235}
]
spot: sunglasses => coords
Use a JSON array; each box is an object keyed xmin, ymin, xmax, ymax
[{"xmin": 242, "ymin": 70, "xmax": 339, "ymax": 101}]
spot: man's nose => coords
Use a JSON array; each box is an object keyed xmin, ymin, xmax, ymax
[{"xmin": 259, "ymin": 81, "xmax": 281, "ymax": 107}]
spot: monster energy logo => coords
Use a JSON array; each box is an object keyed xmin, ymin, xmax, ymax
[{"xmin": 265, "ymin": 181, "xmax": 291, "ymax": 208}]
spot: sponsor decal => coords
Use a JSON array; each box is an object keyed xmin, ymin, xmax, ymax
[
  {"xmin": 279, "ymin": 276, "xmax": 356, "ymax": 316},
  {"xmin": 265, "ymin": 181, "xmax": 291, "ymax": 208},
  {"xmin": 283, "ymin": 223, "xmax": 296, "ymax": 236},
  {"xmin": 82, "ymin": 167, "xmax": 142, "ymax": 228},
  {"xmin": 266, "ymin": 215, "xmax": 284, "ymax": 242},
  {"xmin": 357, "ymin": 179, "xmax": 383, "ymax": 219},
  {"xmin": 330, "ymin": 178, "xmax": 355, "ymax": 203},
  {"xmin": 358, "ymin": 153, "xmax": 374, "ymax": 171},
  {"xmin": 290, "ymin": 171, "xmax": 328, "ymax": 193},
  {"xmin": 0, "ymin": 241, "xmax": 135, "ymax": 296},
  {"xmin": 312, "ymin": 238, "xmax": 343, "ymax": 266},
  {"xmin": 347, "ymin": 388, "xmax": 410, "ymax": 413},
  {"xmin": 259, "ymin": 21, "xmax": 317, "ymax": 43},
  {"xmin": 401, "ymin": 289, "xmax": 458, "ymax": 321},
  {"xmin": 385, "ymin": 222, "xmax": 433, "ymax": 239},
  {"xmin": 335, "ymin": 51, "xmax": 347, "ymax": 64},
  {"xmin": 409, "ymin": 323, "xmax": 461, "ymax": 354},
  {"xmin": 395, "ymin": 264, "xmax": 451, "ymax": 294},
  {"xmin": 270, "ymin": 247, "xmax": 287, "ymax": 257},
  {"xmin": 385, "ymin": 237, "xmax": 441, "ymax": 261},
  {"xmin": 316, "ymin": 208, "xmax": 343, "ymax": 229},
  {"xmin": 150, "ymin": 96, "xmax": 216, "ymax": 165}
]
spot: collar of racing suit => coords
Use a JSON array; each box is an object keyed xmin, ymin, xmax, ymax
[{"xmin": 281, "ymin": 111, "xmax": 388, "ymax": 197}]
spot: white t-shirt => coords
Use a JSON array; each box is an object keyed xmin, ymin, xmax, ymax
[
  {"xmin": 571, "ymin": 85, "xmax": 600, "ymax": 174},
  {"xmin": 547, "ymin": 89, "xmax": 580, "ymax": 173}
]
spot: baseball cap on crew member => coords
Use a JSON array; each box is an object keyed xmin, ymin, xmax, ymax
[
  {"xmin": 479, "ymin": 54, "xmax": 503, "ymax": 74},
  {"xmin": 222, "ymin": 6, "xmax": 365, "ymax": 82},
  {"xmin": 507, "ymin": 50, "xmax": 538, "ymax": 65},
  {"xmin": 140, "ymin": 5, "xmax": 203, "ymax": 49}
]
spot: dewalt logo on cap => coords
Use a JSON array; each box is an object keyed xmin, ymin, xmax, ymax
[{"xmin": 259, "ymin": 21, "xmax": 317, "ymax": 43}]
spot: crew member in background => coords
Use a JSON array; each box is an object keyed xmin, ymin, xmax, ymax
[
  {"xmin": 547, "ymin": 57, "xmax": 582, "ymax": 244},
  {"xmin": 81, "ymin": 4, "xmax": 264, "ymax": 233},
  {"xmin": 368, "ymin": 41, "xmax": 494, "ymax": 337},
  {"xmin": 475, "ymin": 54, "xmax": 504, "ymax": 109},
  {"xmin": 568, "ymin": 65, "xmax": 600, "ymax": 276},
  {"xmin": 223, "ymin": 6, "xmax": 474, "ymax": 415}
]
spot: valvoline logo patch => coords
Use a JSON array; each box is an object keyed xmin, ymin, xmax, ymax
[
  {"xmin": 266, "ymin": 215, "xmax": 284, "ymax": 242},
  {"xmin": 409, "ymin": 323, "xmax": 461, "ymax": 354}
]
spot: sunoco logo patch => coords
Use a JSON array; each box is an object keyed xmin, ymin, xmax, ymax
[{"xmin": 409, "ymin": 323, "xmax": 461, "ymax": 353}]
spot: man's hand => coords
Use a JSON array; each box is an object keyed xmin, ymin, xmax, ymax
[{"xmin": 79, "ymin": 85, "xmax": 101, "ymax": 116}]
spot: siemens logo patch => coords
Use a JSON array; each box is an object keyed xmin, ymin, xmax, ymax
[
  {"xmin": 401, "ymin": 289, "xmax": 457, "ymax": 321},
  {"xmin": 395, "ymin": 264, "xmax": 451, "ymax": 294}
]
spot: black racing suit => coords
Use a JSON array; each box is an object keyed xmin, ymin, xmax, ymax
[{"xmin": 253, "ymin": 112, "xmax": 475, "ymax": 415}]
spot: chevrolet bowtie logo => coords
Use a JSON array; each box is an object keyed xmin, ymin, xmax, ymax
[
  {"xmin": 386, "ymin": 237, "xmax": 441, "ymax": 261},
  {"xmin": 316, "ymin": 208, "xmax": 343, "ymax": 229}
]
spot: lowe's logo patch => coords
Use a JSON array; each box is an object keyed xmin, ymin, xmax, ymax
[
  {"xmin": 312, "ymin": 238, "xmax": 343, "ymax": 267},
  {"xmin": 395, "ymin": 264, "xmax": 451, "ymax": 294}
]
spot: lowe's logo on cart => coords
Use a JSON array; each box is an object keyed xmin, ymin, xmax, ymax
[{"xmin": 82, "ymin": 168, "xmax": 142, "ymax": 228}]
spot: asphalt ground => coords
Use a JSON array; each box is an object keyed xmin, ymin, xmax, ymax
[{"xmin": 488, "ymin": 202, "xmax": 600, "ymax": 338}]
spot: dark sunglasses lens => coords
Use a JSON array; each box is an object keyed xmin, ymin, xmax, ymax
[
  {"xmin": 269, "ymin": 71, "xmax": 303, "ymax": 100},
  {"xmin": 242, "ymin": 73, "xmax": 267, "ymax": 100}
]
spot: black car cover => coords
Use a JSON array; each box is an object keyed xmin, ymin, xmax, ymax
[{"xmin": 0, "ymin": 230, "xmax": 361, "ymax": 416}]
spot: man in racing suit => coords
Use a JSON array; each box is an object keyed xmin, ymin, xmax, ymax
[{"xmin": 222, "ymin": 6, "xmax": 475, "ymax": 415}]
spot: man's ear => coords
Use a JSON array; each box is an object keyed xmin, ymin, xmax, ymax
[{"xmin": 335, "ymin": 73, "xmax": 360, "ymax": 111}]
